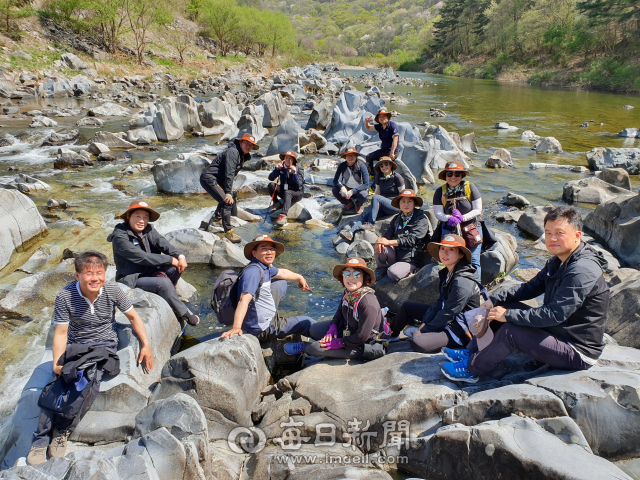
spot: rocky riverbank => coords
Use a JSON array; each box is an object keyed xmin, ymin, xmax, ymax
[{"xmin": 1, "ymin": 56, "xmax": 640, "ymax": 479}]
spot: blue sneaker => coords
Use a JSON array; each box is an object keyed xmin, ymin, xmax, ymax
[
  {"xmin": 441, "ymin": 358, "xmax": 479, "ymax": 384},
  {"xmin": 441, "ymin": 347, "xmax": 470, "ymax": 363},
  {"xmin": 284, "ymin": 342, "xmax": 305, "ymax": 356}
]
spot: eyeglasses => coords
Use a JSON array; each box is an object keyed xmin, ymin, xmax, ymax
[
  {"xmin": 446, "ymin": 172, "xmax": 463, "ymax": 178},
  {"xmin": 257, "ymin": 246, "xmax": 276, "ymax": 253},
  {"xmin": 341, "ymin": 270, "xmax": 362, "ymax": 278}
]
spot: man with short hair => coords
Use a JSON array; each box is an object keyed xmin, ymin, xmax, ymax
[
  {"xmin": 441, "ymin": 206, "xmax": 610, "ymax": 383},
  {"xmin": 200, "ymin": 133, "xmax": 259, "ymax": 243},
  {"xmin": 220, "ymin": 235, "xmax": 314, "ymax": 341},
  {"xmin": 27, "ymin": 251, "xmax": 153, "ymax": 465}
]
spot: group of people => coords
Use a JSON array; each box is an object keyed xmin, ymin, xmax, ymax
[{"xmin": 25, "ymin": 116, "xmax": 611, "ymax": 467}]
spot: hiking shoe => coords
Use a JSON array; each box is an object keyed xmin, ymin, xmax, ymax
[
  {"xmin": 340, "ymin": 229, "xmax": 354, "ymax": 241},
  {"xmin": 224, "ymin": 230, "xmax": 242, "ymax": 244},
  {"xmin": 48, "ymin": 429, "xmax": 70, "ymax": 458},
  {"xmin": 403, "ymin": 326, "xmax": 419, "ymax": 338},
  {"xmin": 284, "ymin": 342, "xmax": 305, "ymax": 356},
  {"xmin": 355, "ymin": 205, "xmax": 364, "ymax": 214},
  {"xmin": 375, "ymin": 267, "xmax": 387, "ymax": 281},
  {"xmin": 276, "ymin": 214, "xmax": 288, "ymax": 226},
  {"xmin": 271, "ymin": 200, "xmax": 282, "ymax": 212},
  {"xmin": 362, "ymin": 222, "xmax": 375, "ymax": 230},
  {"xmin": 441, "ymin": 347, "xmax": 469, "ymax": 363},
  {"xmin": 26, "ymin": 446, "xmax": 47, "ymax": 465},
  {"xmin": 441, "ymin": 358, "xmax": 479, "ymax": 384},
  {"xmin": 342, "ymin": 202, "xmax": 354, "ymax": 211}
]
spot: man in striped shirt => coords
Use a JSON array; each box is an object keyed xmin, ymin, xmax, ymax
[{"xmin": 27, "ymin": 250, "xmax": 153, "ymax": 465}]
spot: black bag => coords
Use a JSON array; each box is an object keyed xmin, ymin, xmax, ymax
[
  {"xmin": 210, "ymin": 264, "xmax": 264, "ymax": 326},
  {"xmin": 38, "ymin": 365, "xmax": 98, "ymax": 419}
]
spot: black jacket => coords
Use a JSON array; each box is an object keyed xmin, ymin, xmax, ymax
[
  {"xmin": 333, "ymin": 160, "xmax": 369, "ymax": 193},
  {"xmin": 107, "ymin": 223, "xmax": 182, "ymax": 288},
  {"xmin": 330, "ymin": 292, "xmax": 384, "ymax": 350},
  {"xmin": 421, "ymin": 260, "xmax": 482, "ymax": 345},
  {"xmin": 491, "ymin": 242, "xmax": 609, "ymax": 360},
  {"xmin": 60, "ymin": 343, "xmax": 120, "ymax": 384},
  {"xmin": 382, "ymin": 209, "xmax": 431, "ymax": 266},
  {"xmin": 201, "ymin": 141, "xmax": 251, "ymax": 193},
  {"xmin": 268, "ymin": 165, "xmax": 305, "ymax": 192}
]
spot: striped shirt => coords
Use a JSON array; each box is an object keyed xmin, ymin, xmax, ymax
[{"xmin": 53, "ymin": 281, "xmax": 133, "ymax": 345}]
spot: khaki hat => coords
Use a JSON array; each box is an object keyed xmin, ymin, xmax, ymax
[
  {"xmin": 332, "ymin": 257, "xmax": 375, "ymax": 285},
  {"xmin": 427, "ymin": 233, "xmax": 472, "ymax": 264},
  {"xmin": 374, "ymin": 108, "xmax": 392, "ymax": 123},
  {"xmin": 279, "ymin": 150, "xmax": 297, "ymax": 165},
  {"xmin": 438, "ymin": 160, "xmax": 469, "ymax": 181},
  {"xmin": 234, "ymin": 133, "xmax": 259, "ymax": 150},
  {"xmin": 120, "ymin": 200, "xmax": 160, "ymax": 222},
  {"xmin": 340, "ymin": 147, "xmax": 359, "ymax": 159},
  {"xmin": 374, "ymin": 156, "xmax": 397, "ymax": 173},
  {"xmin": 391, "ymin": 189, "xmax": 423, "ymax": 209},
  {"xmin": 244, "ymin": 234, "xmax": 285, "ymax": 261}
]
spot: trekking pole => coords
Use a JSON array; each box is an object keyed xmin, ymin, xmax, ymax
[{"xmin": 263, "ymin": 176, "xmax": 280, "ymax": 223}]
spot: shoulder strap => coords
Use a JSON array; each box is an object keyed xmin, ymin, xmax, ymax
[
  {"xmin": 464, "ymin": 181, "xmax": 472, "ymax": 202},
  {"xmin": 240, "ymin": 263, "xmax": 265, "ymax": 303}
]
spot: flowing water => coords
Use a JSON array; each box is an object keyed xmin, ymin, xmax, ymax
[{"xmin": 0, "ymin": 71, "xmax": 639, "ymax": 453}]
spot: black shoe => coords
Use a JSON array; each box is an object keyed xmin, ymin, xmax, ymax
[{"xmin": 181, "ymin": 312, "xmax": 200, "ymax": 326}]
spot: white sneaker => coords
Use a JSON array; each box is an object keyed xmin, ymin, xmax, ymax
[{"xmin": 403, "ymin": 326, "xmax": 419, "ymax": 338}]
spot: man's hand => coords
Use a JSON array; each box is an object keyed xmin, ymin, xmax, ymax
[
  {"xmin": 374, "ymin": 237, "xmax": 390, "ymax": 253},
  {"xmin": 488, "ymin": 306, "xmax": 507, "ymax": 323},
  {"xmin": 53, "ymin": 364, "xmax": 62, "ymax": 375},
  {"xmin": 224, "ymin": 193, "xmax": 234, "ymax": 205},
  {"xmin": 366, "ymin": 116, "xmax": 373, "ymax": 125},
  {"xmin": 345, "ymin": 190, "xmax": 354, "ymax": 199},
  {"xmin": 288, "ymin": 164, "xmax": 297, "ymax": 173},
  {"xmin": 138, "ymin": 344, "xmax": 154, "ymax": 371},
  {"xmin": 297, "ymin": 275, "xmax": 310, "ymax": 291},
  {"xmin": 340, "ymin": 186, "xmax": 348, "ymax": 198},
  {"xmin": 221, "ymin": 328, "xmax": 243, "ymax": 339},
  {"xmin": 389, "ymin": 152, "xmax": 396, "ymax": 161}
]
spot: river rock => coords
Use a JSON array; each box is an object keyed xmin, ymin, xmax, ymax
[
  {"xmin": 607, "ymin": 268, "xmax": 638, "ymax": 287},
  {"xmin": 486, "ymin": 148, "xmax": 513, "ymax": 168},
  {"xmin": 305, "ymin": 219, "xmax": 333, "ymax": 228},
  {"xmin": 563, "ymin": 177, "xmax": 635, "ymax": 204},
  {"xmin": 266, "ymin": 116, "xmax": 302, "ymax": 156},
  {"xmin": 532, "ymin": 137, "xmax": 562, "ymax": 154},
  {"xmin": 54, "ymin": 148, "xmax": 94, "ymax": 169},
  {"xmin": 88, "ymin": 142, "xmax": 110, "ymax": 155},
  {"xmin": 530, "ymin": 162, "xmax": 589, "ymax": 172},
  {"xmin": 305, "ymin": 101, "xmax": 331, "ymax": 130},
  {"xmin": 286, "ymin": 202, "xmax": 312, "ymax": 221},
  {"xmin": 392, "ymin": 122, "xmax": 431, "ymax": 188},
  {"xmin": 151, "ymin": 335, "xmax": 268, "ymax": 438},
  {"xmin": 346, "ymin": 239, "xmax": 374, "ymax": 261},
  {"xmin": 197, "ymin": 97, "xmax": 239, "ymax": 136},
  {"xmin": 0, "ymin": 173, "xmax": 50, "ymax": 194},
  {"xmin": 323, "ymin": 89, "xmax": 384, "ymax": 146},
  {"xmin": 502, "ymin": 192, "xmax": 530, "ymax": 207},
  {"xmin": 517, "ymin": 205, "xmax": 554, "ymax": 238},
  {"xmin": 175, "ymin": 95, "xmax": 202, "ymax": 133},
  {"xmin": 606, "ymin": 272, "xmax": 640, "ymax": 347},
  {"xmin": 584, "ymin": 194, "xmax": 640, "ymax": 269},
  {"xmin": 442, "ymin": 384, "xmax": 567, "ymax": 426},
  {"xmin": 586, "ymin": 147, "xmax": 640, "ymax": 174},
  {"xmin": 256, "ymin": 91, "xmax": 289, "ymax": 127},
  {"xmin": 76, "ymin": 117, "xmax": 104, "ymax": 127},
  {"xmin": 459, "ymin": 132, "xmax": 477, "ymax": 153},
  {"xmin": 618, "ymin": 128, "xmax": 638, "ymax": 137},
  {"xmin": 495, "ymin": 122, "xmax": 510, "ymax": 129},
  {"xmin": 0, "ymin": 190, "xmax": 47, "ymax": 270},
  {"xmin": 372, "ymin": 263, "xmax": 442, "ymax": 311},
  {"xmin": 29, "ymin": 115, "xmax": 57, "ymax": 128},
  {"xmin": 520, "ymin": 130, "xmax": 539, "ymax": 141},
  {"xmin": 479, "ymin": 230, "xmax": 519, "ymax": 285},
  {"xmin": 88, "ymin": 102, "xmax": 130, "ymax": 117},
  {"xmin": 211, "ymin": 238, "xmax": 249, "ymax": 268},
  {"xmin": 61, "ymin": 52, "xmax": 87, "ymax": 70},
  {"xmin": 93, "ymin": 131, "xmax": 135, "ymax": 149},
  {"xmin": 126, "ymin": 427, "xmax": 187, "ymax": 480},
  {"xmin": 596, "ymin": 167, "xmax": 632, "ymax": 190},
  {"xmin": 127, "ymin": 125, "xmax": 158, "ymax": 145},
  {"xmin": 423, "ymin": 415, "xmax": 630, "ymax": 480},
  {"xmin": 164, "ymin": 228, "xmax": 218, "ymax": 264},
  {"xmin": 153, "ymin": 97, "xmax": 185, "ymax": 141},
  {"xmin": 151, "ymin": 155, "xmax": 210, "ymax": 194},
  {"xmin": 234, "ymin": 105, "xmax": 267, "ymax": 143}
]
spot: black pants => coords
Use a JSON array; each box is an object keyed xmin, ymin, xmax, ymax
[
  {"xmin": 32, "ymin": 368, "xmax": 103, "ymax": 448},
  {"xmin": 366, "ymin": 148, "xmax": 400, "ymax": 178},
  {"xmin": 135, "ymin": 265, "xmax": 189, "ymax": 319},
  {"xmin": 467, "ymin": 303, "xmax": 590, "ymax": 376},
  {"xmin": 332, "ymin": 185, "xmax": 369, "ymax": 208},
  {"xmin": 268, "ymin": 183, "xmax": 303, "ymax": 215},
  {"xmin": 200, "ymin": 173, "xmax": 233, "ymax": 232},
  {"xmin": 391, "ymin": 301, "xmax": 462, "ymax": 353},
  {"xmin": 304, "ymin": 320, "xmax": 385, "ymax": 360}
]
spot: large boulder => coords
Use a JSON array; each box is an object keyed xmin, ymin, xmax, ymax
[
  {"xmin": 584, "ymin": 194, "xmax": 640, "ymax": 269},
  {"xmin": 255, "ymin": 91, "xmax": 289, "ymax": 127},
  {"xmin": 0, "ymin": 173, "xmax": 50, "ymax": 194},
  {"xmin": 196, "ymin": 97, "xmax": 239, "ymax": 136},
  {"xmin": 175, "ymin": 95, "xmax": 202, "ymax": 133},
  {"xmin": 151, "ymin": 335, "xmax": 269, "ymax": 438},
  {"xmin": 61, "ymin": 52, "xmax": 87, "ymax": 70},
  {"xmin": 127, "ymin": 125, "xmax": 158, "ymax": 145},
  {"xmin": 323, "ymin": 89, "xmax": 384, "ymax": 146},
  {"xmin": 304, "ymin": 101, "xmax": 331, "ymax": 130},
  {"xmin": 587, "ymin": 148, "xmax": 640, "ymax": 174},
  {"xmin": 150, "ymin": 154, "xmax": 211, "ymax": 194},
  {"xmin": 486, "ymin": 148, "xmax": 513, "ymax": 168},
  {"xmin": 0, "ymin": 190, "xmax": 47, "ymax": 270},
  {"xmin": 395, "ymin": 122, "xmax": 432, "ymax": 187},
  {"xmin": 596, "ymin": 167, "xmax": 632, "ymax": 190},
  {"xmin": 479, "ymin": 230, "xmax": 519, "ymax": 285},
  {"xmin": 266, "ymin": 116, "xmax": 303, "ymax": 156},
  {"xmin": 164, "ymin": 228, "xmax": 218, "ymax": 264},
  {"xmin": 233, "ymin": 105, "xmax": 267, "ymax": 143},
  {"xmin": 532, "ymin": 136, "xmax": 562, "ymax": 154},
  {"xmin": 562, "ymin": 177, "xmax": 635, "ymax": 204},
  {"xmin": 606, "ymin": 272, "xmax": 640, "ymax": 348},
  {"xmin": 93, "ymin": 131, "xmax": 136, "ymax": 149},
  {"xmin": 29, "ymin": 115, "xmax": 57, "ymax": 128},
  {"xmin": 517, "ymin": 205, "xmax": 554, "ymax": 238},
  {"xmin": 372, "ymin": 263, "xmax": 442, "ymax": 312},
  {"xmin": 88, "ymin": 102, "xmax": 130, "ymax": 117},
  {"xmin": 424, "ymin": 125, "xmax": 471, "ymax": 172},
  {"xmin": 153, "ymin": 97, "xmax": 185, "ymax": 141}
]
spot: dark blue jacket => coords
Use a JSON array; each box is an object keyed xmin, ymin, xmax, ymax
[{"xmin": 268, "ymin": 165, "xmax": 304, "ymax": 192}]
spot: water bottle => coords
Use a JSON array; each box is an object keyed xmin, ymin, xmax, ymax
[{"xmin": 381, "ymin": 307, "xmax": 389, "ymax": 317}]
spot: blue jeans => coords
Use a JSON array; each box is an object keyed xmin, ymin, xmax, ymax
[
  {"xmin": 442, "ymin": 223, "xmax": 482, "ymax": 280},
  {"xmin": 369, "ymin": 195, "xmax": 399, "ymax": 224}
]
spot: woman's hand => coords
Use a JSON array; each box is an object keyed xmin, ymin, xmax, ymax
[
  {"xmin": 53, "ymin": 364, "xmax": 62, "ymax": 375},
  {"xmin": 375, "ymin": 237, "xmax": 390, "ymax": 253}
]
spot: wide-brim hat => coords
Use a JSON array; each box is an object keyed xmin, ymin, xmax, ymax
[
  {"xmin": 427, "ymin": 233, "xmax": 472, "ymax": 264},
  {"xmin": 340, "ymin": 147, "xmax": 359, "ymax": 159},
  {"xmin": 234, "ymin": 133, "xmax": 259, "ymax": 150},
  {"xmin": 332, "ymin": 257, "xmax": 375, "ymax": 285},
  {"xmin": 120, "ymin": 200, "xmax": 160, "ymax": 222},
  {"xmin": 374, "ymin": 156, "xmax": 397, "ymax": 173},
  {"xmin": 279, "ymin": 150, "xmax": 297, "ymax": 164},
  {"xmin": 438, "ymin": 160, "xmax": 469, "ymax": 181},
  {"xmin": 466, "ymin": 307, "xmax": 494, "ymax": 351},
  {"xmin": 244, "ymin": 234, "xmax": 285, "ymax": 261},
  {"xmin": 374, "ymin": 108, "xmax": 392, "ymax": 123},
  {"xmin": 391, "ymin": 189, "xmax": 423, "ymax": 209}
]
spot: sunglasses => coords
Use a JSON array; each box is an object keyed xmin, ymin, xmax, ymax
[
  {"xmin": 446, "ymin": 172, "xmax": 463, "ymax": 178},
  {"xmin": 341, "ymin": 270, "xmax": 362, "ymax": 278},
  {"xmin": 380, "ymin": 162, "xmax": 390, "ymax": 167}
]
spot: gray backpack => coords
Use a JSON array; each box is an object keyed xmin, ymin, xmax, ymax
[{"xmin": 210, "ymin": 264, "xmax": 264, "ymax": 326}]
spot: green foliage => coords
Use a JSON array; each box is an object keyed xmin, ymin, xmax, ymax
[
  {"xmin": 579, "ymin": 58, "xmax": 640, "ymax": 91},
  {"xmin": 0, "ymin": 0, "xmax": 34, "ymax": 39},
  {"xmin": 443, "ymin": 62, "xmax": 464, "ymax": 75}
]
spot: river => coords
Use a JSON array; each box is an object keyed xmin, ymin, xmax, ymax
[{"xmin": 0, "ymin": 69, "xmax": 638, "ymax": 447}]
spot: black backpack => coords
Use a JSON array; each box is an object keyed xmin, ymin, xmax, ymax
[{"xmin": 210, "ymin": 264, "xmax": 264, "ymax": 325}]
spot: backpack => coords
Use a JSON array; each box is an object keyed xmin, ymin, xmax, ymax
[{"xmin": 210, "ymin": 264, "xmax": 264, "ymax": 326}]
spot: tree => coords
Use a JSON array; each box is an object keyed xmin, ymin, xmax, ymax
[
  {"xmin": 262, "ymin": 10, "xmax": 296, "ymax": 57},
  {"xmin": 88, "ymin": 0, "xmax": 127, "ymax": 54},
  {"xmin": 124, "ymin": 0, "xmax": 172, "ymax": 64},
  {"xmin": 0, "ymin": 0, "xmax": 33, "ymax": 39},
  {"xmin": 166, "ymin": 20, "xmax": 196, "ymax": 64},
  {"xmin": 199, "ymin": 0, "xmax": 239, "ymax": 56}
]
